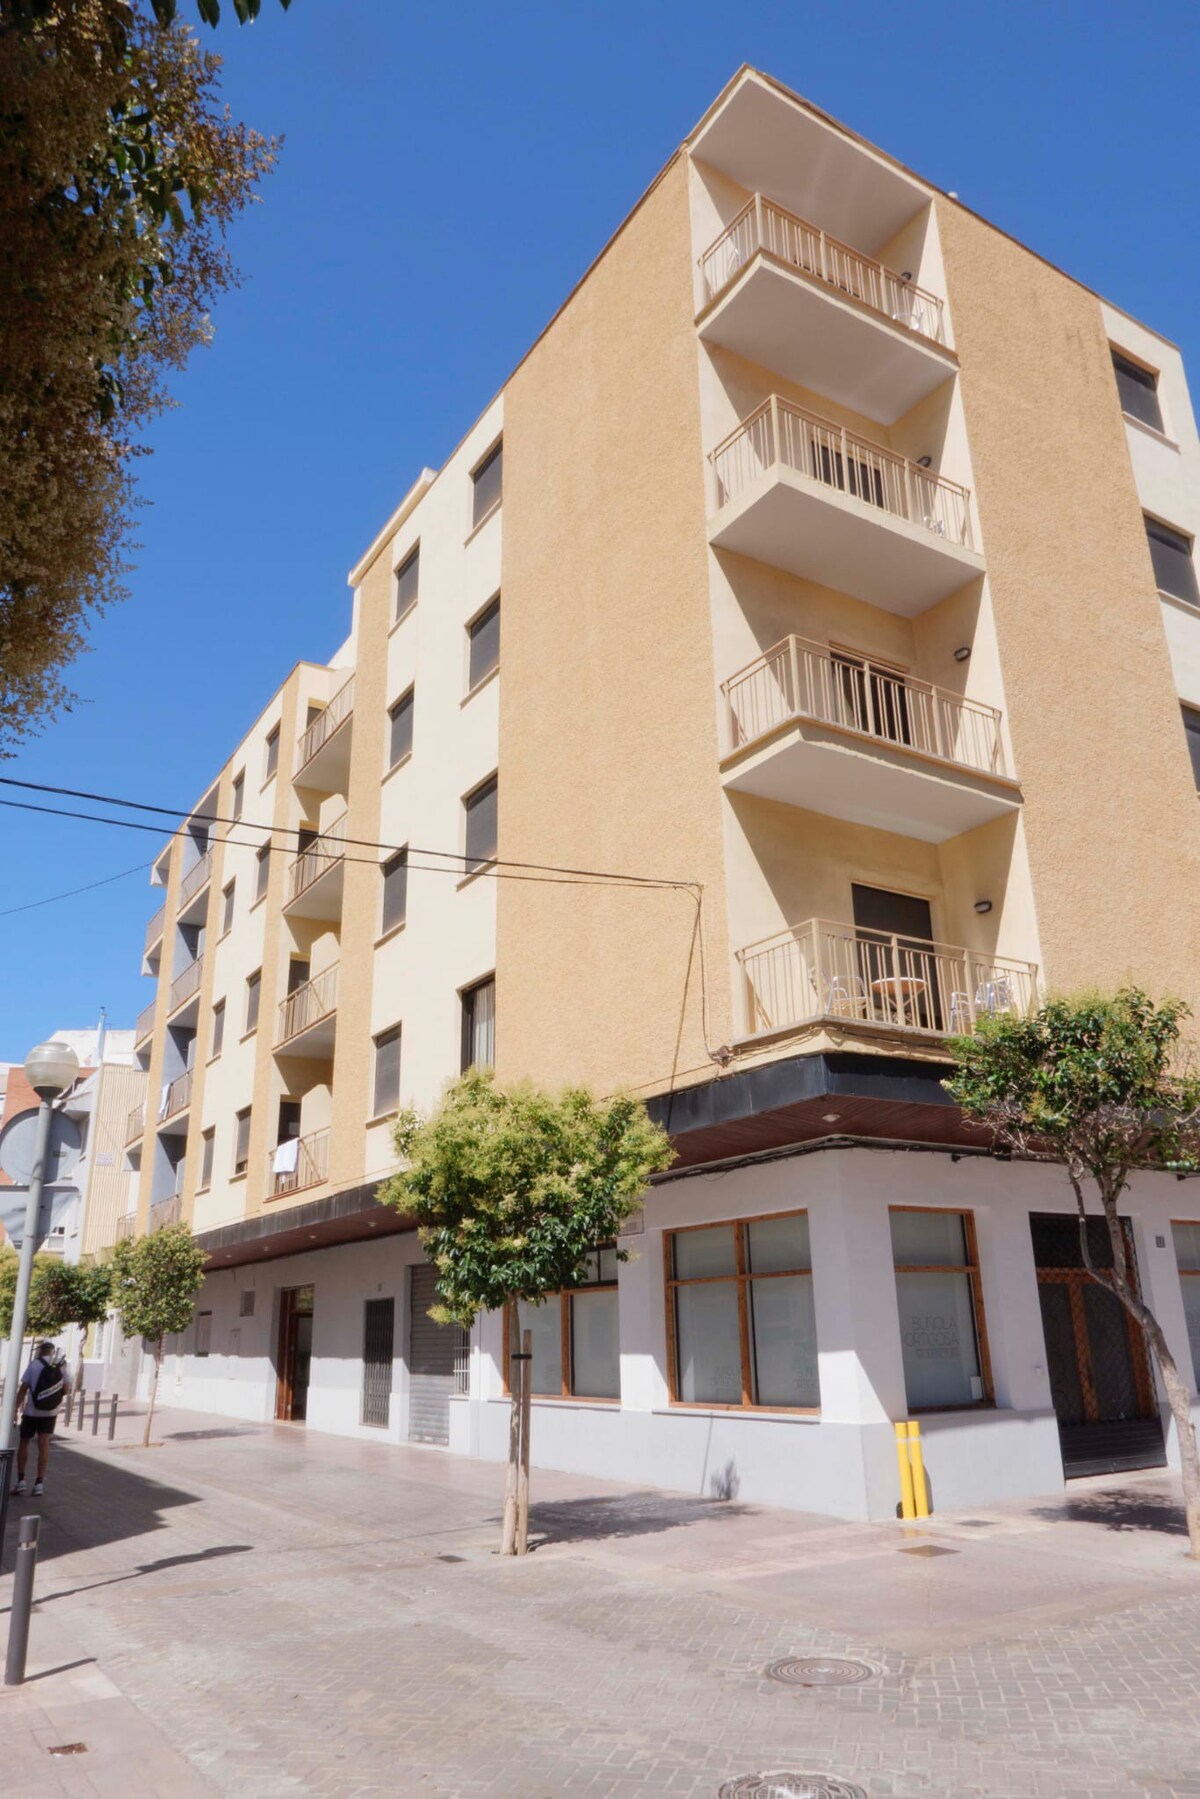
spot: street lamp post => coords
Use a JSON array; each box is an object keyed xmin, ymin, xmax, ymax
[{"xmin": 0, "ymin": 1041, "xmax": 80, "ymax": 1459}]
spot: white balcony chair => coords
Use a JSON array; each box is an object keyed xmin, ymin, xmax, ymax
[{"xmin": 825, "ymin": 972, "xmax": 868, "ymax": 1019}]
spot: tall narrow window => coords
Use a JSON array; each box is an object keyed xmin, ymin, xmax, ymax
[
  {"xmin": 1172, "ymin": 1221, "xmax": 1200, "ymax": 1386},
  {"xmin": 1184, "ymin": 709, "xmax": 1200, "ymax": 791},
  {"xmin": 194, "ymin": 1312, "xmax": 212, "ymax": 1357},
  {"xmin": 1112, "ymin": 350, "xmax": 1164, "ymax": 433},
  {"xmin": 255, "ymin": 843, "xmax": 271, "ymax": 902},
  {"xmin": 220, "ymin": 881, "xmax": 236, "ymax": 936},
  {"xmin": 460, "ymin": 975, "xmax": 495, "ymax": 1072},
  {"xmin": 513, "ymin": 1246, "xmax": 621, "ymax": 1400},
  {"xmin": 463, "ymin": 773, "xmax": 498, "ymax": 873},
  {"xmin": 891, "ymin": 1208, "xmax": 989, "ymax": 1410},
  {"xmin": 372, "ymin": 1024, "xmax": 401, "ymax": 1118},
  {"xmin": 467, "ymin": 597, "xmax": 500, "ymax": 691},
  {"xmin": 245, "ymin": 969, "xmax": 261, "ymax": 1035},
  {"xmin": 264, "ymin": 724, "xmax": 280, "ymax": 782},
  {"xmin": 471, "ymin": 440, "xmax": 502, "ymax": 527},
  {"xmin": 665, "ymin": 1213, "xmax": 818, "ymax": 1409},
  {"xmin": 231, "ymin": 771, "xmax": 244, "ymax": 821},
  {"xmin": 1145, "ymin": 516, "xmax": 1200, "ymax": 606},
  {"xmin": 199, "ymin": 1128, "xmax": 215, "ymax": 1191},
  {"xmin": 388, "ymin": 689, "xmax": 414, "ymax": 769},
  {"xmin": 381, "ymin": 849, "xmax": 408, "ymax": 934},
  {"xmin": 210, "ymin": 999, "xmax": 226, "ymax": 1059},
  {"xmin": 394, "ymin": 545, "xmax": 419, "ymax": 621},
  {"xmin": 233, "ymin": 1108, "xmax": 251, "ymax": 1176}
]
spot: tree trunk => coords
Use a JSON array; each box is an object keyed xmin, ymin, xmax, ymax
[
  {"xmin": 143, "ymin": 1338, "xmax": 162, "ymax": 1449},
  {"xmin": 500, "ymin": 1303, "xmax": 521, "ymax": 1556},
  {"xmin": 516, "ymin": 1326, "xmax": 532, "ymax": 1556}
]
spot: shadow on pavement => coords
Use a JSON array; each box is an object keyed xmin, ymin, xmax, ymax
[
  {"xmin": 1031, "ymin": 1487, "xmax": 1187, "ymax": 1535},
  {"xmin": 524, "ymin": 1490, "xmax": 750, "ymax": 1547},
  {"xmin": 3, "ymin": 1436, "xmax": 204, "ymax": 1567},
  {"xmin": 0, "ymin": 1542, "xmax": 253, "ymax": 1612},
  {"xmin": 163, "ymin": 1428, "xmax": 259, "ymax": 1442}
]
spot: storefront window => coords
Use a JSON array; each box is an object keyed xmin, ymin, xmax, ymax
[
  {"xmin": 667, "ymin": 1213, "xmax": 819, "ymax": 1410},
  {"xmin": 891, "ymin": 1209, "xmax": 989, "ymax": 1410},
  {"xmin": 1172, "ymin": 1221, "xmax": 1200, "ymax": 1387},
  {"xmin": 514, "ymin": 1245, "xmax": 620, "ymax": 1400}
]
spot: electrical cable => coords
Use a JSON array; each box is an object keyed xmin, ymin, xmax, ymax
[{"xmin": 0, "ymin": 858, "xmax": 156, "ymax": 919}]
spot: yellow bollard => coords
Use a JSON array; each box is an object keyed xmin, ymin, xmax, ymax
[
  {"xmin": 894, "ymin": 1420, "xmax": 916, "ymax": 1520},
  {"xmin": 906, "ymin": 1419, "xmax": 930, "ymax": 1518}
]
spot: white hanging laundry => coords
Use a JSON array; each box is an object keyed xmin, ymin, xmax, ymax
[{"xmin": 273, "ymin": 1137, "xmax": 300, "ymax": 1175}]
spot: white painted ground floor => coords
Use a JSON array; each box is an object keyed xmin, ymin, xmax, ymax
[{"xmin": 130, "ymin": 1147, "xmax": 1200, "ymax": 1521}]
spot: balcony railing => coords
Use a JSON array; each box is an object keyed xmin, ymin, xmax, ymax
[
  {"xmin": 737, "ymin": 919, "xmax": 1037, "ymax": 1043},
  {"xmin": 271, "ymin": 1127, "xmax": 330, "ymax": 1198},
  {"xmin": 168, "ymin": 955, "xmax": 204, "ymax": 1013},
  {"xmin": 276, "ymin": 964, "xmax": 339, "ymax": 1047},
  {"xmin": 125, "ymin": 1100, "xmax": 146, "ymax": 1145},
  {"xmin": 149, "ymin": 1195, "xmax": 182, "ymax": 1233},
  {"xmin": 178, "ymin": 848, "xmax": 213, "ymax": 911},
  {"xmin": 296, "ymin": 675, "xmax": 354, "ymax": 773},
  {"xmin": 711, "ymin": 396, "xmax": 975, "ymax": 550},
  {"xmin": 144, "ymin": 903, "xmax": 166, "ymax": 954},
  {"xmin": 135, "ymin": 997, "xmax": 157, "ymax": 1043},
  {"xmin": 699, "ymin": 194, "xmax": 946, "ymax": 344},
  {"xmin": 159, "ymin": 1067, "xmax": 193, "ymax": 1122},
  {"xmin": 287, "ymin": 815, "xmax": 347, "ymax": 904},
  {"xmin": 115, "ymin": 1212, "xmax": 137, "ymax": 1242},
  {"xmin": 723, "ymin": 636, "xmax": 1006, "ymax": 778}
]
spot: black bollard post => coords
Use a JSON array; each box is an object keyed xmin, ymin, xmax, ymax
[
  {"xmin": 0, "ymin": 1448, "xmax": 12, "ymax": 1566},
  {"xmin": 76, "ymin": 1392, "xmax": 84, "ymax": 1432},
  {"xmin": 4, "ymin": 1515, "xmax": 40, "ymax": 1685},
  {"xmin": 108, "ymin": 1393, "xmax": 118, "ymax": 1441},
  {"xmin": 63, "ymin": 1390, "xmax": 73, "ymax": 1428},
  {"xmin": 91, "ymin": 1391, "xmax": 100, "ymax": 1436}
]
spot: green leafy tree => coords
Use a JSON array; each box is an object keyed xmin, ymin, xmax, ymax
[
  {"xmin": 111, "ymin": 1221, "xmax": 207, "ymax": 1444},
  {"xmin": 27, "ymin": 1257, "xmax": 113, "ymax": 1338},
  {"xmin": 381, "ymin": 1070, "xmax": 675, "ymax": 1552},
  {"xmin": 0, "ymin": 1246, "xmax": 59, "ymax": 1338},
  {"xmin": 0, "ymin": 0, "xmax": 282, "ymax": 746},
  {"xmin": 945, "ymin": 989, "xmax": 1200, "ymax": 1560}
]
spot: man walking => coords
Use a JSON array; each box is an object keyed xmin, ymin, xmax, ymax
[{"xmin": 12, "ymin": 1340, "xmax": 66, "ymax": 1497}]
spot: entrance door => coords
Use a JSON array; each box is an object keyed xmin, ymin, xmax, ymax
[
  {"xmin": 276, "ymin": 1285, "xmax": 314, "ymax": 1422},
  {"xmin": 408, "ymin": 1265, "xmax": 467, "ymax": 1445},
  {"xmin": 1031, "ymin": 1214, "xmax": 1165, "ymax": 1477},
  {"xmin": 362, "ymin": 1297, "xmax": 395, "ymax": 1428}
]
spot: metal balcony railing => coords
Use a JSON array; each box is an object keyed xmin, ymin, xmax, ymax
[
  {"xmin": 737, "ymin": 919, "xmax": 1037, "ymax": 1043},
  {"xmin": 271, "ymin": 1127, "xmax": 331, "ymax": 1198},
  {"xmin": 125, "ymin": 1100, "xmax": 146, "ymax": 1144},
  {"xmin": 286, "ymin": 815, "xmax": 347, "ymax": 904},
  {"xmin": 723, "ymin": 635, "xmax": 1007, "ymax": 777},
  {"xmin": 711, "ymin": 396, "xmax": 975, "ymax": 550},
  {"xmin": 149, "ymin": 1195, "xmax": 181, "ymax": 1233},
  {"xmin": 144, "ymin": 903, "xmax": 166, "ymax": 954},
  {"xmin": 276, "ymin": 964, "xmax": 338, "ymax": 1048},
  {"xmin": 115, "ymin": 1213, "xmax": 137, "ymax": 1242},
  {"xmin": 699, "ymin": 193, "xmax": 946, "ymax": 344},
  {"xmin": 135, "ymin": 997, "xmax": 157, "ymax": 1043},
  {"xmin": 159, "ymin": 1067, "xmax": 193, "ymax": 1122},
  {"xmin": 296, "ymin": 675, "xmax": 355, "ymax": 774},
  {"xmin": 178, "ymin": 848, "xmax": 213, "ymax": 911},
  {"xmin": 168, "ymin": 956, "xmax": 204, "ymax": 1013}
]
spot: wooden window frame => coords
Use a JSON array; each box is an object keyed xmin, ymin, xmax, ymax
[
  {"xmin": 663, "ymin": 1209, "xmax": 819, "ymax": 1414},
  {"xmin": 504, "ymin": 1247, "xmax": 620, "ymax": 1402},
  {"xmin": 890, "ymin": 1204, "xmax": 994, "ymax": 1412}
]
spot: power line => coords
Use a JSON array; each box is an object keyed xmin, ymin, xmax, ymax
[{"xmin": 0, "ymin": 857, "xmax": 156, "ymax": 919}]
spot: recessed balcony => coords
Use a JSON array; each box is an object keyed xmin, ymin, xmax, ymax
[
  {"xmin": 275, "ymin": 964, "xmax": 338, "ymax": 1058},
  {"xmin": 270, "ymin": 1126, "xmax": 330, "ymax": 1200},
  {"xmin": 295, "ymin": 675, "xmax": 355, "ymax": 794},
  {"xmin": 284, "ymin": 816, "xmax": 347, "ymax": 921},
  {"xmin": 144, "ymin": 903, "xmax": 166, "ymax": 957},
  {"xmin": 697, "ymin": 197, "xmax": 956, "ymax": 423},
  {"xmin": 149, "ymin": 1195, "xmax": 182, "ymax": 1233},
  {"xmin": 135, "ymin": 997, "xmax": 156, "ymax": 1046},
  {"xmin": 721, "ymin": 636, "xmax": 1021, "ymax": 843},
  {"xmin": 176, "ymin": 849, "xmax": 213, "ymax": 924},
  {"xmin": 737, "ymin": 918, "xmax": 1038, "ymax": 1045},
  {"xmin": 124, "ymin": 1100, "xmax": 146, "ymax": 1146},
  {"xmin": 709, "ymin": 397, "xmax": 984, "ymax": 614},
  {"xmin": 157, "ymin": 1067, "xmax": 193, "ymax": 1135},
  {"xmin": 167, "ymin": 955, "xmax": 204, "ymax": 1023}
]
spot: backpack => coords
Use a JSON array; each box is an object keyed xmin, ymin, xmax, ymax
[{"xmin": 31, "ymin": 1358, "xmax": 65, "ymax": 1413}]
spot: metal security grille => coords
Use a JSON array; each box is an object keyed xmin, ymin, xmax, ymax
[
  {"xmin": 361, "ymin": 1298, "xmax": 395, "ymax": 1428},
  {"xmin": 408, "ymin": 1265, "xmax": 467, "ymax": 1444}
]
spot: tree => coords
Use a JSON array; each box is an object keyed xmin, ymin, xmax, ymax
[
  {"xmin": 0, "ymin": 0, "xmax": 281, "ymax": 747},
  {"xmin": 380, "ymin": 1071, "xmax": 675, "ymax": 1554},
  {"xmin": 110, "ymin": 1221, "xmax": 206, "ymax": 1444},
  {"xmin": 944, "ymin": 988, "xmax": 1200, "ymax": 1561}
]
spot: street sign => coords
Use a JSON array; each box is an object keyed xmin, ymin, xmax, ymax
[
  {"xmin": 0, "ymin": 1186, "xmax": 77, "ymax": 1250},
  {"xmin": 0, "ymin": 1107, "xmax": 82, "ymax": 1185}
]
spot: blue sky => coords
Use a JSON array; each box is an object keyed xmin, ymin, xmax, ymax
[{"xmin": 4, "ymin": 0, "xmax": 1199, "ymax": 1060}]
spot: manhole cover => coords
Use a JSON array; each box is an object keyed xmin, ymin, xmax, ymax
[
  {"xmin": 764, "ymin": 1656, "xmax": 879, "ymax": 1688},
  {"xmin": 718, "ymin": 1777, "xmax": 867, "ymax": 1799},
  {"xmin": 900, "ymin": 1544, "xmax": 958, "ymax": 1558}
]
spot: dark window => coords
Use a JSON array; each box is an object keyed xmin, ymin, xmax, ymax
[
  {"xmin": 277, "ymin": 1097, "xmax": 302, "ymax": 1144},
  {"xmin": 1184, "ymin": 709, "xmax": 1200, "ymax": 790},
  {"xmin": 255, "ymin": 843, "xmax": 270, "ymax": 902},
  {"xmin": 199, "ymin": 1128, "xmax": 215, "ymax": 1191},
  {"xmin": 220, "ymin": 882, "xmax": 235, "ymax": 936},
  {"xmin": 381, "ymin": 849, "xmax": 408, "ymax": 934},
  {"xmin": 471, "ymin": 440, "xmax": 502, "ymax": 527},
  {"xmin": 245, "ymin": 970, "xmax": 261, "ymax": 1035},
  {"xmin": 464, "ymin": 774, "xmax": 498, "ymax": 872},
  {"xmin": 1146, "ymin": 516, "xmax": 1200, "ymax": 605},
  {"xmin": 461, "ymin": 975, "xmax": 496, "ymax": 1072},
  {"xmin": 388, "ymin": 689, "xmax": 414, "ymax": 769},
  {"xmin": 850, "ymin": 884, "xmax": 941, "ymax": 1031},
  {"xmin": 264, "ymin": 725, "xmax": 280, "ymax": 782},
  {"xmin": 210, "ymin": 999, "xmax": 225, "ymax": 1059},
  {"xmin": 395, "ymin": 546, "xmax": 419, "ymax": 620},
  {"xmin": 362, "ymin": 1297, "xmax": 396, "ymax": 1427},
  {"xmin": 239, "ymin": 1289, "xmax": 256, "ymax": 1318},
  {"xmin": 468, "ymin": 597, "xmax": 501, "ymax": 691},
  {"xmin": 231, "ymin": 772, "xmax": 244, "ymax": 821},
  {"xmin": 1112, "ymin": 351, "xmax": 1164, "ymax": 433},
  {"xmin": 233, "ymin": 1108, "xmax": 251, "ymax": 1176},
  {"xmin": 287, "ymin": 958, "xmax": 310, "ymax": 995},
  {"xmin": 194, "ymin": 1312, "xmax": 212, "ymax": 1357},
  {"xmin": 373, "ymin": 1025, "xmax": 401, "ymax": 1118}
]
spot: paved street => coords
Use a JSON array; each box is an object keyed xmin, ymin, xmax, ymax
[{"xmin": 2, "ymin": 1409, "xmax": 1200, "ymax": 1797}]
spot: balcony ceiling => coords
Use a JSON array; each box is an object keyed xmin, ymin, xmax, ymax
[
  {"xmin": 275, "ymin": 1011, "xmax": 337, "ymax": 1060},
  {"xmin": 295, "ymin": 713, "xmax": 353, "ymax": 796},
  {"xmin": 690, "ymin": 72, "xmax": 928, "ymax": 257},
  {"xmin": 709, "ymin": 467, "xmax": 985, "ymax": 616},
  {"xmin": 698, "ymin": 259, "xmax": 955, "ymax": 425},
  {"xmin": 721, "ymin": 721, "xmax": 1021, "ymax": 843},
  {"xmin": 284, "ymin": 858, "xmax": 345, "ymax": 922}
]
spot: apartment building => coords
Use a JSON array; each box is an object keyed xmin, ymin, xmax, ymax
[{"xmin": 122, "ymin": 67, "xmax": 1200, "ymax": 1519}]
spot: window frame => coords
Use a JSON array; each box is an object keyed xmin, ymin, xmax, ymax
[
  {"xmin": 504, "ymin": 1246, "xmax": 621, "ymax": 1401},
  {"xmin": 663, "ymin": 1210, "xmax": 819, "ymax": 1414},
  {"xmin": 466, "ymin": 594, "xmax": 501, "ymax": 694},
  {"xmin": 1184, "ymin": 707, "xmax": 1200, "ymax": 792},
  {"xmin": 232, "ymin": 1107, "xmax": 251, "ymax": 1177},
  {"xmin": 463, "ymin": 772, "xmax": 498, "ymax": 874},
  {"xmin": 230, "ymin": 771, "xmax": 245, "ymax": 822},
  {"xmin": 244, "ymin": 969, "xmax": 262, "ymax": 1036},
  {"xmin": 210, "ymin": 998, "xmax": 226, "ymax": 1060},
  {"xmin": 194, "ymin": 1311, "xmax": 212, "ymax": 1358},
  {"xmin": 263, "ymin": 724, "xmax": 280, "ymax": 784},
  {"xmin": 198, "ymin": 1127, "xmax": 215, "ymax": 1192},
  {"xmin": 394, "ymin": 544, "xmax": 419, "ymax": 623},
  {"xmin": 254, "ymin": 842, "xmax": 271, "ymax": 904},
  {"xmin": 1145, "ymin": 512, "xmax": 1200, "ymax": 607},
  {"xmin": 220, "ymin": 880, "xmax": 236, "ymax": 938},
  {"xmin": 460, "ymin": 973, "xmax": 496, "ymax": 1072},
  {"xmin": 1111, "ymin": 348, "xmax": 1165, "ymax": 435},
  {"xmin": 380, "ymin": 847, "xmax": 408, "ymax": 936},
  {"xmin": 371, "ymin": 1023, "xmax": 402, "ymax": 1120},
  {"xmin": 470, "ymin": 438, "xmax": 503, "ymax": 530},
  {"xmin": 387, "ymin": 686, "xmax": 415, "ymax": 771},
  {"xmin": 889, "ymin": 1204, "xmax": 993, "ymax": 1413}
]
